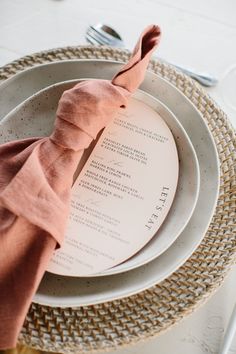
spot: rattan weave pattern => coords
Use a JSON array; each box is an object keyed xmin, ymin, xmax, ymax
[{"xmin": 0, "ymin": 46, "xmax": 235, "ymax": 353}]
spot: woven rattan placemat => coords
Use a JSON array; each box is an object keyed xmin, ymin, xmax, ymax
[{"xmin": 0, "ymin": 46, "xmax": 235, "ymax": 353}]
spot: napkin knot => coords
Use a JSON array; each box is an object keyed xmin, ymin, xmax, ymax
[{"xmin": 50, "ymin": 80, "xmax": 128, "ymax": 151}]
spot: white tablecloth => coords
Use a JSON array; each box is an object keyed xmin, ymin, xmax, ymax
[{"xmin": 0, "ymin": 1, "xmax": 236, "ymax": 352}]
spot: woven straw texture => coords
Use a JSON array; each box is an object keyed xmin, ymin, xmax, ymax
[{"xmin": 0, "ymin": 46, "xmax": 235, "ymax": 353}]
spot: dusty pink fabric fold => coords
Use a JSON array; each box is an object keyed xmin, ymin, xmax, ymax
[{"xmin": 0, "ymin": 25, "xmax": 161, "ymax": 349}]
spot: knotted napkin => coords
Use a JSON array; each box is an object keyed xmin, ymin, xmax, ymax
[{"xmin": 0, "ymin": 24, "xmax": 161, "ymax": 349}]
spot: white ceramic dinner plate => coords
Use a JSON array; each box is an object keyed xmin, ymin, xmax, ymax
[
  {"xmin": 0, "ymin": 81, "xmax": 200, "ymax": 276},
  {"xmin": 0, "ymin": 60, "xmax": 220, "ymax": 307}
]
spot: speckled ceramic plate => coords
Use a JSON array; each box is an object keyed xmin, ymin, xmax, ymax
[
  {"xmin": 0, "ymin": 82, "xmax": 200, "ymax": 276},
  {"xmin": 0, "ymin": 60, "xmax": 219, "ymax": 307}
]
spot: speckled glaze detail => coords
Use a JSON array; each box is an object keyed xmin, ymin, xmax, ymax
[
  {"xmin": 31, "ymin": 67, "xmax": 219, "ymax": 307},
  {"xmin": 0, "ymin": 80, "xmax": 200, "ymax": 278},
  {"xmin": 0, "ymin": 46, "xmax": 234, "ymax": 354}
]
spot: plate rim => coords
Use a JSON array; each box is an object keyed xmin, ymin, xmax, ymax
[{"xmin": 0, "ymin": 59, "xmax": 220, "ymax": 307}]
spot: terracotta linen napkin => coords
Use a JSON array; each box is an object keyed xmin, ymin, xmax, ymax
[{"xmin": 0, "ymin": 25, "xmax": 161, "ymax": 349}]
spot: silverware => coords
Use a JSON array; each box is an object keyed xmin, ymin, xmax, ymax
[
  {"xmin": 86, "ymin": 24, "xmax": 124, "ymax": 48},
  {"xmin": 86, "ymin": 23, "xmax": 218, "ymax": 87}
]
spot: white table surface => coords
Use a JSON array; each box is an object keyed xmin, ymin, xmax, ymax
[{"xmin": 0, "ymin": 1, "xmax": 236, "ymax": 353}]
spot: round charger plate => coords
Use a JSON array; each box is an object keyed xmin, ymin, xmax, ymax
[
  {"xmin": 0, "ymin": 46, "xmax": 235, "ymax": 353},
  {"xmin": 0, "ymin": 59, "xmax": 218, "ymax": 305},
  {"xmin": 0, "ymin": 78, "xmax": 199, "ymax": 278},
  {"xmin": 15, "ymin": 66, "xmax": 219, "ymax": 305}
]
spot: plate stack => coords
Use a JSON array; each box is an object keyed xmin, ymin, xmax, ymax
[{"xmin": 0, "ymin": 46, "xmax": 235, "ymax": 353}]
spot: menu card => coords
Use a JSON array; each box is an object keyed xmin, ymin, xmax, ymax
[{"xmin": 47, "ymin": 95, "xmax": 179, "ymax": 276}]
